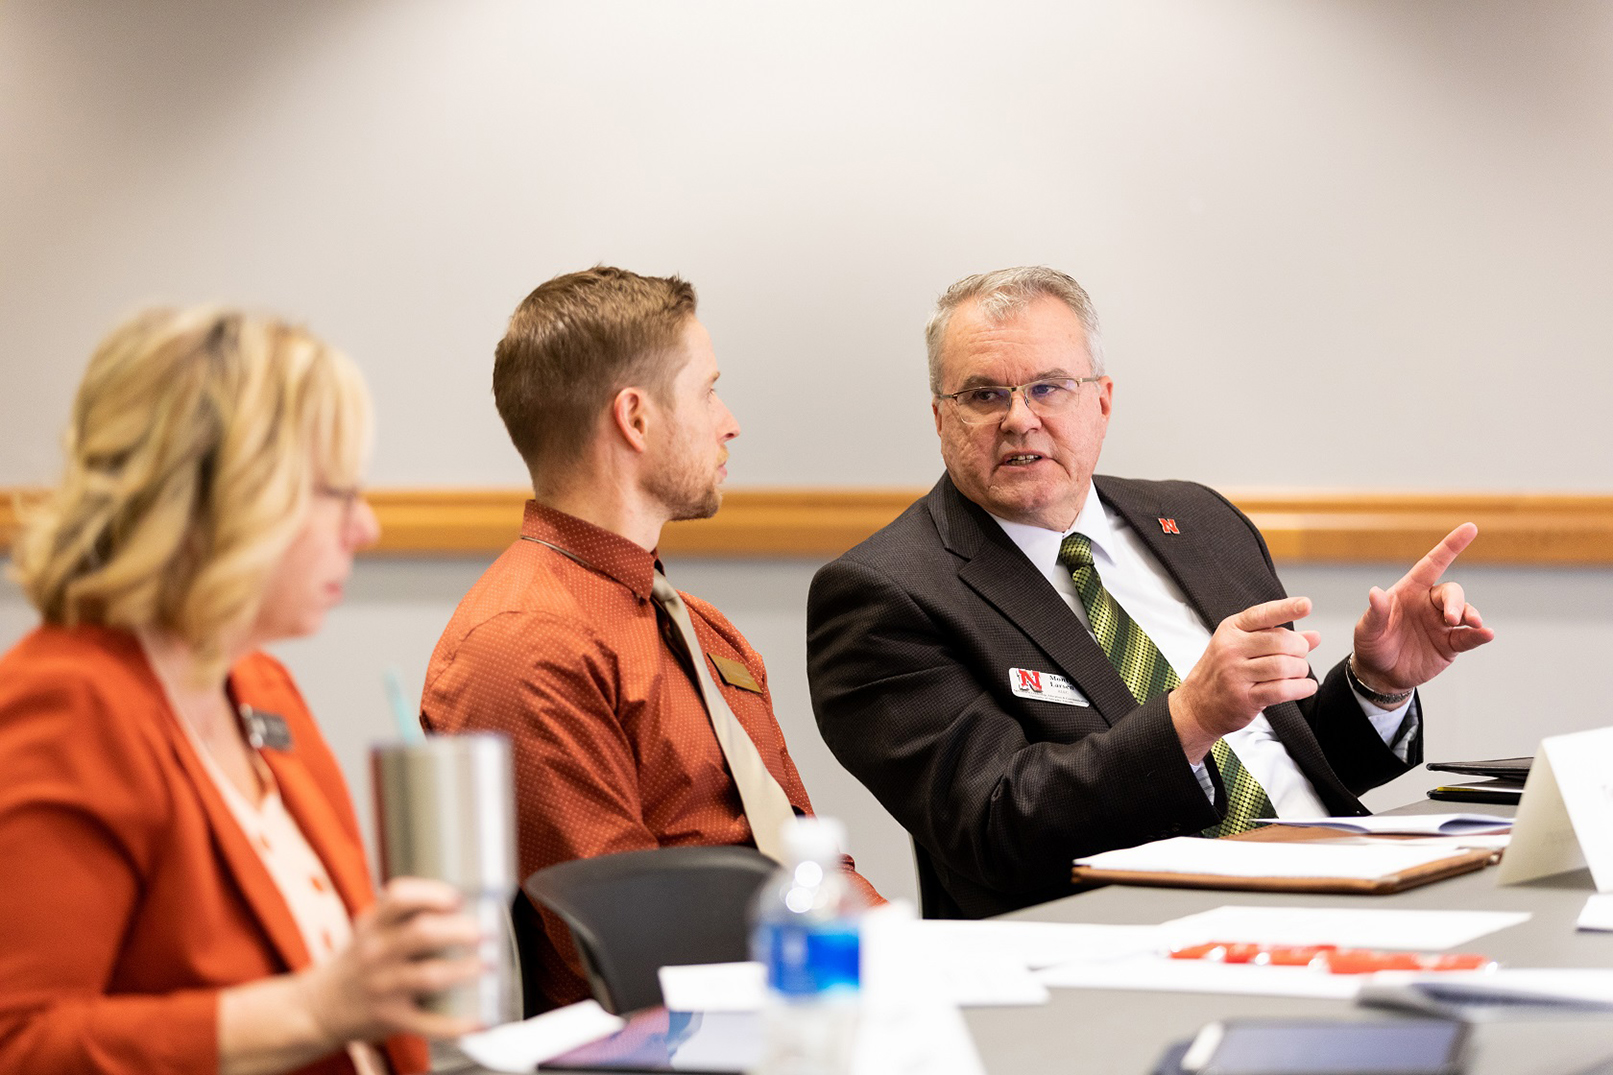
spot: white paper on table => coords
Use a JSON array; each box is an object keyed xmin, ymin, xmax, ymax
[
  {"xmin": 1386, "ymin": 834, "xmax": 1511, "ymax": 852},
  {"xmin": 658, "ymin": 961, "xmax": 767, "ymax": 1012},
  {"xmin": 902, "ymin": 918, "xmax": 1163, "ymax": 969},
  {"xmin": 1159, "ymin": 905, "xmax": 1530, "ymax": 951},
  {"xmin": 457, "ymin": 1000, "xmax": 624, "ymax": 1073},
  {"xmin": 854, "ymin": 901, "xmax": 987, "ymax": 1075},
  {"xmin": 1258, "ymin": 814, "xmax": 1513, "ymax": 836},
  {"xmin": 1074, "ymin": 837, "xmax": 1461, "ymax": 880},
  {"xmin": 1036, "ymin": 952, "xmax": 1362, "ymax": 999},
  {"xmin": 852, "ymin": 989, "xmax": 986, "ymax": 1075},
  {"xmin": 1577, "ymin": 893, "xmax": 1613, "ymax": 932},
  {"xmin": 861, "ymin": 902, "xmax": 1050, "ymax": 1007},
  {"xmin": 659, "ymin": 1011, "xmax": 764, "ymax": 1070},
  {"xmin": 1499, "ymin": 728, "xmax": 1613, "ymax": 891}
]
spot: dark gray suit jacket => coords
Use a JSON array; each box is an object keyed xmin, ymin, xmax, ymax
[{"xmin": 806, "ymin": 474, "xmax": 1419, "ymax": 919}]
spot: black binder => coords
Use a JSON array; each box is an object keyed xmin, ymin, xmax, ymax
[
  {"xmin": 1426, "ymin": 778, "xmax": 1524, "ymax": 806},
  {"xmin": 1425, "ymin": 756, "xmax": 1532, "ymax": 782}
]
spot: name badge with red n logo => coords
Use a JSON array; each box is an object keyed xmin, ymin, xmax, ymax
[{"xmin": 1008, "ymin": 667, "xmax": 1090, "ymax": 707}]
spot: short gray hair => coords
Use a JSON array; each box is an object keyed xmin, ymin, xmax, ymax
[{"xmin": 924, "ymin": 266, "xmax": 1106, "ymax": 394}]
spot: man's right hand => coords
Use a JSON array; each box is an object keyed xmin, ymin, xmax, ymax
[{"xmin": 1169, "ymin": 595, "xmax": 1321, "ymax": 764}]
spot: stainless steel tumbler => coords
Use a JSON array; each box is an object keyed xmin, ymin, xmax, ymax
[{"xmin": 372, "ymin": 733, "xmax": 517, "ymax": 1025}]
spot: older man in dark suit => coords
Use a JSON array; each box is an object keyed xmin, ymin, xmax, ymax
[{"xmin": 806, "ymin": 266, "xmax": 1494, "ymax": 919}]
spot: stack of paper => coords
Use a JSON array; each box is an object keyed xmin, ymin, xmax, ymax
[
  {"xmin": 1578, "ymin": 893, "xmax": 1613, "ymax": 932},
  {"xmin": 658, "ymin": 910, "xmax": 1161, "ymax": 1011},
  {"xmin": 1073, "ymin": 837, "xmax": 1463, "ymax": 880},
  {"xmin": 1259, "ymin": 814, "xmax": 1513, "ymax": 836},
  {"xmin": 1038, "ymin": 954, "xmax": 1366, "ymax": 999},
  {"xmin": 1034, "ymin": 904, "xmax": 1530, "ymax": 1000},
  {"xmin": 1159, "ymin": 905, "xmax": 1529, "ymax": 950},
  {"xmin": 458, "ymin": 1001, "xmax": 624, "ymax": 1072}
]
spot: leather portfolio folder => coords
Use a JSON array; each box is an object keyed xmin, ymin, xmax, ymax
[
  {"xmin": 1426, "ymin": 757, "xmax": 1533, "ymax": 782},
  {"xmin": 1070, "ymin": 824, "xmax": 1497, "ymax": 895}
]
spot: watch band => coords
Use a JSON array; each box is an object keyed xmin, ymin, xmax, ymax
[{"xmin": 1346, "ymin": 654, "xmax": 1415, "ymax": 708}]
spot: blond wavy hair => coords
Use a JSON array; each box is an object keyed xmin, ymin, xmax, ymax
[{"xmin": 11, "ymin": 306, "xmax": 372, "ymax": 678}]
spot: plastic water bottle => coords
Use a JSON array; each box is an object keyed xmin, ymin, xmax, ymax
[{"xmin": 751, "ymin": 817, "xmax": 866, "ymax": 1075}]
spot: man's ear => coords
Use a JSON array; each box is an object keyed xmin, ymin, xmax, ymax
[{"xmin": 610, "ymin": 386, "xmax": 653, "ymax": 454}]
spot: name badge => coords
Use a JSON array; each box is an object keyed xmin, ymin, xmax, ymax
[
  {"xmin": 709, "ymin": 653, "xmax": 764, "ymax": 694},
  {"xmin": 239, "ymin": 705, "xmax": 294, "ymax": 751},
  {"xmin": 1008, "ymin": 668, "xmax": 1090, "ymax": 707}
]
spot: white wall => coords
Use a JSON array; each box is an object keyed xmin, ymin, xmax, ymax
[
  {"xmin": 3, "ymin": 1, "xmax": 1612, "ymax": 492},
  {"xmin": 4, "ymin": 0, "xmax": 1613, "ymax": 904}
]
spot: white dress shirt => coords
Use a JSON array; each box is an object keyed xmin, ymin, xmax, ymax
[{"xmin": 991, "ymin": 491, "xmax": 1417, "ymax": 818}]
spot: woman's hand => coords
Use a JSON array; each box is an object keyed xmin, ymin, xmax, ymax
[
  {"xmin": 219, "ymin": 877, "xmax": 486, "ymax": 1075},
  {"xmin": 297, "ymin": 877, "xmax": 487, "ymax": 1045}
]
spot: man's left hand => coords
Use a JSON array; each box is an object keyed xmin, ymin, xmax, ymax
[{"xmin": 1351, "ymin": 522, "xmax": 1496, "ymax": 694}]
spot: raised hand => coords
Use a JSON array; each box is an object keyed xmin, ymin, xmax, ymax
[
  {"xmin": 1170, "ymin": 595, "xmax": 1322, "ymax": 764},
  {"xmin": 1351, "ymin": 523, "xmax": 1495, "ymax": 695}
]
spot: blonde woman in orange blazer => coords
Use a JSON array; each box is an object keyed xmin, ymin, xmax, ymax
[{"xmin": 0, "ymin": 309, "xmax": 484, "ymax": 1075}]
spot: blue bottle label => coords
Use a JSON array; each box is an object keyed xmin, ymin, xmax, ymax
[{"xmin": 759, "ymin": 921, "xmax": 860, "ymax": 997}]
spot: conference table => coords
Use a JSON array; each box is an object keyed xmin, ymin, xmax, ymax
[
  {"xmin": 483, "ymin": 798, "xmax": 1613, "ymax": 1074},
  {"xmin": 973, "ymin": 799, "xmax": 1613, "ymax": 1074}
]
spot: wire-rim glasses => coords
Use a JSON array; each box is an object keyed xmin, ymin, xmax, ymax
[{"xmin": 935, "ymin": 376, "xmax": 1103, "ymax": 425}]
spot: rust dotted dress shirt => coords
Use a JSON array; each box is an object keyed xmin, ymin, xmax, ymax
[{"xmin": 422, "ymin": 502, "xmax": 880, "ymax": 1008}]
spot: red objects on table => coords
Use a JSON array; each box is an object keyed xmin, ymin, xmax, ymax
[{"xmin": 1168, "ymin": 941, "xmax": 1494, "ymax": 973}]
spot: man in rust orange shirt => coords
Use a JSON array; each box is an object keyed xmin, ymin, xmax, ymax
[{"xmin": 422, "ymin": 266, "xmax": 879, "ymax": 1010}]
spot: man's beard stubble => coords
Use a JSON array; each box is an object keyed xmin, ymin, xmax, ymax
[{"xmin": 646, "ymin": 452, "xmax": 723, "ymax": 523}]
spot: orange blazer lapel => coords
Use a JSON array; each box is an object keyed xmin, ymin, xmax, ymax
[
  {"xmin": 264, "ymin": 749, "xmax": 376, "ymax": 917},
  {"xmin": 154, "ymin": 705, "xmax": 315, "ymax": 972}
]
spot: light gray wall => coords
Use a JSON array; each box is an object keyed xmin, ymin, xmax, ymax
[
  {"xmin": 3, "ymin": 1, "xmax": 1613, "ymax": 904},
  {"xmin": 3, "ymin": 1, "xmax": 1612, "ymax": 492}
]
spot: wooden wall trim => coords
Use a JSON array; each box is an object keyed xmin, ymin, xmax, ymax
[{"xmin": 4, "ymin": 486, "xmax": 1612, "ymax": 564}]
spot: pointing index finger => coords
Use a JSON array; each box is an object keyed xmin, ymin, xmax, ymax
[
  {"xmin": 1231, "ymin": 595, "xmax": 1313, "ymax": 633},
  {"xmin": 1407, "ymin": 523, "xmax": 1479, "ymax": 585}
]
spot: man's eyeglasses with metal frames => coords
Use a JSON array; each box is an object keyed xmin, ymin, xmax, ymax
[{"xmin": 935, "ymin": 376, "xmax": 1103, "ymax": 425}]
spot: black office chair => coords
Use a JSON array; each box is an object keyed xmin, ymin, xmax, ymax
[
  {"xmin": 911, "ymin": 838, "xmax": 962, "ymax": 920},
  {"xmin": 519, "ymin": 844, "xmax": 778, "ymax": 1015}
]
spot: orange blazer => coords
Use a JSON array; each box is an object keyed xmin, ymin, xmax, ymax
[{"xmin": 0, "ymin": 625, "xmax": 428, "ymax": 1075}]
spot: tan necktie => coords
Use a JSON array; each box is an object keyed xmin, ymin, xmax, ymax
[{"xmin": 652, "ymin": 571, "xmax": 796, "ymax": 863}]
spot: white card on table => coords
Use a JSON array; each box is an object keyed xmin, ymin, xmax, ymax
[{"xmin": 1497, "ymin": 727, "xmax": 1613, "ymax": 891}]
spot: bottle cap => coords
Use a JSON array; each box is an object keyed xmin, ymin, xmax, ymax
[{"xmin": 781, "ymin": 816, "xmax": 847, "ymax": 863}]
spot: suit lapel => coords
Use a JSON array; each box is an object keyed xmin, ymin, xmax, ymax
[
  {"xmin": 1093, "ymin": 477, "xmax": 1356, "ymax": 804},
  {"xmin": 1094, "ymin": 476, "xmax": 1249, "ymax": 630},
  {"xmin": 933, "ymin": 480, "xmax": 1137, "ymax": 725}
]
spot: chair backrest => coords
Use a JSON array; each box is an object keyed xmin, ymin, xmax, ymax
[
  {"xmin": 521, "ymin": 844, "xmax": 778, "ymax": 1014},
  {"xmin": 510, "ymin": 889, "xmax": 551, "ymax": 1018}
]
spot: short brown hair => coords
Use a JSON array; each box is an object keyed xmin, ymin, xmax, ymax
[{"xmin": 493, "ymin": 266, "xmax": 697, "ymax": 473}]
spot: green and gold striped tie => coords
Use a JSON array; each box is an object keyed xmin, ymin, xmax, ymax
[{"xmin": 1057, "ymin": 532, "xmax": 1274, "ymax": 838}]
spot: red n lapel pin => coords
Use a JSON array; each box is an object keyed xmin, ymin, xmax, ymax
[{"xmin": 1158, "ymin": 517, "xmax": 1180, "ymax": 534}]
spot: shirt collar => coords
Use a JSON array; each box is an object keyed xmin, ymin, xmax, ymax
[
  {"xmin": 989, "ymin": 487, "xmax": 1121, "ymax": 568},
  {"xmin": 520, "ymin": 500, "xmax": 657, "ymax": 601}
]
